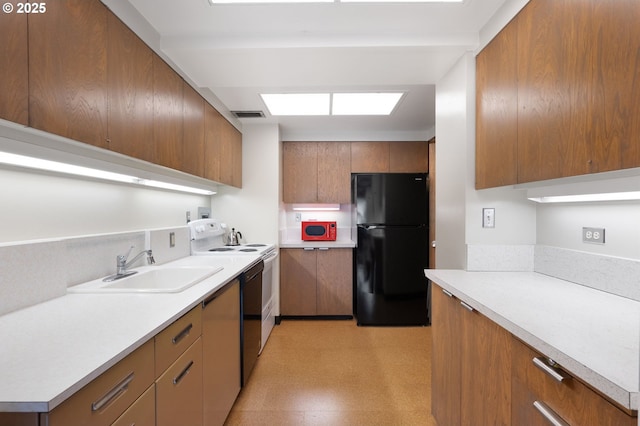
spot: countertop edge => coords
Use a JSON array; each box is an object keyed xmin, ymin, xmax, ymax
[
  {"xmin": 425, "ymin": 269, "xmax": 639, "ymax": 412},
  {"xmin": 280, "ymin": 240, "xmax": 356, "ymax": 249},
  {"xmin": 0, "ymin": 256, "xmax": 260, "ymax": 413}
]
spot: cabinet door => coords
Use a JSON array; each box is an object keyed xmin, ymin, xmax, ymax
[
  {"xmin": 203, "ymin": 102, "xmax": 222, "ymax": 182},
  {"xmin": 460, "ymin": 304, "xmax": 511, "ymax": 426},
  {"xmin": 475, "ymin": 20, "xmax": 518, "ymax": 189},
  {"xmin": 45, "ymin": 340, "xmax": 155, "ymax": 426},
  {"xmin": 317, "ymin": 142, "xmax": 351, "ymax": 203},
  {"xmin": 282, "ymin": 142, "xmax": 319, "ymax": 203},
  {"xmin": 153, "ymin": 55, "xmax": 184, "ymax": 170},
  {"xmin": 111, "ymin": 386, "xmax": 155, "ymax": 426},
  {"xmin": 316, "ymin": 249, "xmax": 352, "ymax": 315},
  {"xmin": 280, "ymin": 249, "xmax": 317, "ymax": 315},
  {"xmin": 389, "ymin": 142, "xmax": 429, "ymax": 173},
  {"xmin": 0, "ymin": 11, "xmax": 28, "ymax": 125},
  {"xmin": 106, "ymin": 12, "xmax": 154, "ymax": 162},
  {"xmin": 29, "ymin": 0, "xmax": 108, "ymax": 148},
  {"xmin": 517, "ymin": 0, "xmax": 593, "ymax": 183},
  {"xmin": 156, "ymin": 339, "xmax": 203, "ymax": 426},
  {"xmin": 512, "ymin": 338, "xmax": 635, "ymax": 426},
  {"xmin": 350, "ymin": 142, "xmax": 389, "ymax": 173},
  {"xmin": 202, "ymin": 280, "xmax": 241, "ymax": 426},
  {"xmin": 430, "ymin": 284, "xmax": 462, "ymax": 426},
  {"xmin": 182, "ymin": 83, "xmax": 206, "ymax": 177}
]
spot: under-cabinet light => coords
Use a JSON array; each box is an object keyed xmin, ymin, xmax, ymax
[
  {"xmin": 292, "ymin": 204, "xmax": 341, "ymax": 211},
  {"xmin": 0, "ymin": 151, "xmax": 216, "ymax": 196},
  {"xmin": 528, "ymin": 192, "xmax": 640, "ymax": 203}
]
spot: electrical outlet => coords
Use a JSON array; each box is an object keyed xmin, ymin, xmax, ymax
[
  {"xmin": 582, "ymin": 227, "xmax": 605, "ymax": 244},
  {"xmin": 482, "ymin": 208, "xmax": 495, "ymax": 228},
  {"xmin": 295, "ymin": 213, "xmax": 302, "ymax": 222}
]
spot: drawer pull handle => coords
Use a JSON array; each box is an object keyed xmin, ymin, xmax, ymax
[
  {"xmin": 441, "ymin": 288, "xmax": 454, "ymax": 298},
  {"xmin": 460, "ymin": 301, "xmax": 474, "ymax": 312},
  {"xmin": 533, "ymin": 357, "xmax": 568, "ymax": 382},
  {"xmin": 173, "ymin": 361, "xmax": 194, "ymax": 385},
  {"xmin": 172, "ymin": 324, "xmax": 193, "ymax": 345},
  {"xmin": 533, "ymin": 401, "xmax": 570, "ymax": 426},
  {"xmin": 91, "ymin": 372, "xmax": 134, "ymax": 412}
]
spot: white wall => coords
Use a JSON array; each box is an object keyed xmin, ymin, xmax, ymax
[
  {"xmin": 0, "ymin": 167, "xmax": 209, "ymax": 243},
  {"xmin": 434, "ymin": 52, "xmax": 536, "ymax": 270},
  {"xmin": 211, "ymin": 123, "xmax": 281, "ymax": 245},
  {"xmin": 537, "ymin": 202, "xmax": 640, "ymax": 259}
]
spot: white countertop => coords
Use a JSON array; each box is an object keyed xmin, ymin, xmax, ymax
[
  {"xmin": 425, "ymin": 269, "xmax": 640, "ymax": 411},
  {"xmin": 0, "ymin": 255, "xmax": 260, "ymax": 413}
]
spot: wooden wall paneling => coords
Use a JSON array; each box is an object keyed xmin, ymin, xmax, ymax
[
  {"xmin": 28, "ymin": 0, "xmax": 108, "ymax": 148},
  {"xmin": 153, "ymin": 55, "xmax": 184, "ymax": 171},
  {"xmin": 282, "ymin": 142, "xmax": 318, "ymax": 203},
  {"xmin": 389, "ymin": 141, "xmax": 429, "ymax": 173},
  {"xmin": 203, "ymin": 103, "xmax": 221, "ymax": 182},
  {"xmin": 475, "ymin": 20, "xmax": 518, "ymax": 189},
  {"xmin": 182, "ymin": 83, "xmax": 205, "ymax": 177},
  {"xmin": 517, "ymin": 0, "xmax": 593, "ymax": 183},
  {"xmin": 106, "ymin": 12, "xmax": 154, "ymax": 162},
  {"xmin": 0, "ymin": 12, "xmax": 28, "ymax": 125},
  {"xmin": 317, "ymin": 142, "xmax": 351, "ymax": 203},
  {"xmin": 350, "ymin": 142, "xmax": 390, "ymax": 173}
]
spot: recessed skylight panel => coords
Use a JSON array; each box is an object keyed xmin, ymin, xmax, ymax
[
  {"xmin": 261, "ymin": 93, "xmax": 330, "ymax": 116},
  {"xmin": 332, "ymin": 92, "xmax": 403, "ymax": 115}
]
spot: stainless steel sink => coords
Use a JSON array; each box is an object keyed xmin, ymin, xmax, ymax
[{"xmin": 69, "ymin": 266, "xmax": 224, "ymax": 293}]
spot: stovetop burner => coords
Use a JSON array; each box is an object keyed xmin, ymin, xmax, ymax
[
  {"xmin": 209, "ymin": 247, "xmax": 235, "ymax": 252},
  {"xmin": 239, "ymin": 248, "xmax": 258, "ymax": 252},
  {"xmin": 244, "ymin": 244, "xmax": 266, "ymax": 247}
]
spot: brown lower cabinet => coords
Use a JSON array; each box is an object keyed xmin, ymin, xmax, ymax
[
  {"xmin": 280, "ymin": 248, "xmax": 353, "ymax": 316},
  {"xmin": 0, "ymin": 288, "xmax": 244, "ymax": 426},
  {"xmin": 431, "ymin": 282, "xmax": 636, "ymax": 426}
]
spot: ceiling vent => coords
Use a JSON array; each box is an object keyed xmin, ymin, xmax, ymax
[{"xmin": 231, "ymin": 111, "xmax": 265, "ymax": 118}]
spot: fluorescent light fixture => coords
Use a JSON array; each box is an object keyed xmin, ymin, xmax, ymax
[
  {"xmin": 342, "ymin": 0, "xmax": 462, "ymax": 2},
  {"xmin": 0, "ymin": 152, "xmax": 138, "ymax": 183},
  {"xmin": 138, "ymin": 179, "xmax": 216, "ymax": 195},
  {"xmin": 292, "ymin": 204, "xmax": 341, "ymax": 211},
  {"xmin": 210, "ymin": 0, "xmax": 458, "ymax": 2},
  {"xmin": 528, "ymin": 192, "xmax": 640, "ymax": 203},
  {"xmin": 261, "ymin": 93, "xmax": 330, "ymax": 116},
  {"xmin": 332, "ymin": 92, "xmax": 403, "ymax": 115},
  {"xmin": 261, "ymin": 92, "xmax": 404, "ymax": 116},
  {"xmin": 0, "ymin": 151, "xmax": 216, "ymax": 195}
]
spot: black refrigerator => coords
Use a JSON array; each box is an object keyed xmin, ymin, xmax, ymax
[{"xmin": 353, "ymin": 173, "xmax": 430, "ymax": 326}]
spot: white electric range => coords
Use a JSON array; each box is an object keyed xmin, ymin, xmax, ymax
[{"xmin": 188, "ymin": 219, "xmax": 278, "ymax": 354}]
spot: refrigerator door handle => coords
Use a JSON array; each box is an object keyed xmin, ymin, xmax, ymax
[{"xmin": 364, "ymin": 225, "xmax": 378, "ymax": 230}]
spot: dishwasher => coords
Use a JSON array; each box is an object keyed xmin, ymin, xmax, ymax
[{"xmin": 241, "ymin": 259, "xmax": 263, "ymax": 386}]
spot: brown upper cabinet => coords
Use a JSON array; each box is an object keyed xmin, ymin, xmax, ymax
[
  {"xmin": 283, "ymin": 142, "xmax": 351, "ymax": 203},
  {"xmin": 351, "ymin": 141, "xmax": 429, "ymax": 173},
  {"xmin": 0, "ymin": 12, "xmax": 28, "ymax": 125},
  {"xmin": 476, "ymin": 0, "xmax": 640, "ymax": 188},
  {"xmin": 106, "ymin": 12, "xmax": 154, "ymax": 163},
  {"xmin": 29, "ymin": 0, "xmax": 109, "ymax": 149},
  {"xmin": 153, "ymin": 55, "xmax": 184, "ymax": 171},
  {"xmin": 12, "ymin": 1, "xmax": 242, "ymax": 188}
]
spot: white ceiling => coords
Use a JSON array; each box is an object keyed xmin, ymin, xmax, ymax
[{"xmin": 102, "ymin": 0, "xmax": 508, "ymax": 140}]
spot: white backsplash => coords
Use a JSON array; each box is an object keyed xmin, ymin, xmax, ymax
[
  {"xmin": 281, "ymin": 204, "xmax": 355, "ymax": 243},
  {"xmin": 466, "ymin": 245, "xmax": 534, "ymax": 272},
  {"xmin": 535, "ymin": 245, "xmax": 640, "ymax": 301},
  {"xmin": 0, "ymin": 227, "xmax": 191, "ymax": 316}
]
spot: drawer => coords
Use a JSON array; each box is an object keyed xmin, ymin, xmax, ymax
[
  {"xmin": 111, "ymin": 385, "xmax": 155, "ymax": 426},
  {"xmin": 156, "ymin": 338, "xmax": 203, "ymax": 426},
  {"xmin": 44, "ymin": 339, "xmax": 155, "ymax": 426},
  {"xmin": 155, "ymin": 306, "xmax": 202, "ymax": 376},
  {"xmin": 512, "ymin": 338, "xmax": 635, "ymax": 426}
]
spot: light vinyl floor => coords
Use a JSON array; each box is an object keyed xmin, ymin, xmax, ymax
[{"xmin": 225, "ymin": 319, "xmax": 436, "ymax": 425}]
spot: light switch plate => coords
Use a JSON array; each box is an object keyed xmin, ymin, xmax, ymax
[{"xmin": 482, "ymin": 208, "xmax": 495, "ymax": 228}]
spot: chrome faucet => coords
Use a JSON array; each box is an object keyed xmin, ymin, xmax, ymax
[{"xmin": 103, "ymin": 246, "xmax": 155, "ymax": 282}]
